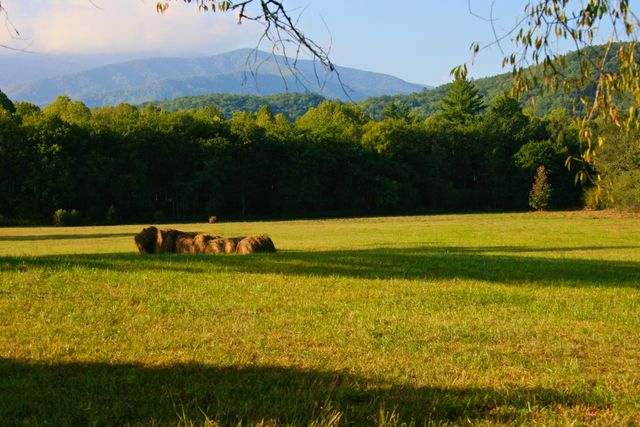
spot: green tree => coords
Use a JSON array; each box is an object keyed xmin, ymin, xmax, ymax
[
  {"xmin": 382, "ymin": 102, "xmax": 414, "ymax": 122},
  {"xmin": 44, "ymin": 96, "xmax": 91, "ymax": 125},
  {"xmin": 437, "ymin": 76, "xmax": 485, "ymax": 123},
  {"xmin": 0, "ymin": 89, "xmax": 15, "ymax": 113},
  {"xmin": 480, "ymin": 95, "xmax": 533, "ymax": 208},
  {"xmin": 296, "ymin": 100, "xmax": 369, "ymax": 142},
  {"xmin": 0, "ymin": 108, "xmax": 25, "ymax": 218}
]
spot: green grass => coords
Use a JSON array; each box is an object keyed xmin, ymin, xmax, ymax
[{"xmin": 1, "ymin": 212, "xmax": 640, "ymax": 426}]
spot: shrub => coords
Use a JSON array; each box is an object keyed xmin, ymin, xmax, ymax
[
  {"xmin": 529, "ymin": 165, "xmax": 552, "ymax": 211},
  {"xmin": 611, "ymin": 170, "xmax": 640, "ymax": 211},
  {"xmin": 583, "ymin": 187, "xmax": 613, "ymax": 210},
  {"xmin": 53, "ymin": 209, "xmax": 82, "ymax": 227},
  {"xmin": 0, "ymin": 215, "xmax": 30, "ymax": 226}
]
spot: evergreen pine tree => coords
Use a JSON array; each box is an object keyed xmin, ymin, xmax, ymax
[{"xmin": 438, "ymin": 76, "xmax": 485, "ymax": 123}]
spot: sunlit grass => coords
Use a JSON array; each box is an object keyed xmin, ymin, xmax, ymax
[{"xmin": 1, "ymin": 212, "xmax": 640, "ymax": 425}]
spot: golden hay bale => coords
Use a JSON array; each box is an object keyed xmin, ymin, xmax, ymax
[
  {"xmin": 236, "ymin": 235, "xmax": 277, "ymax": 255},
  {"xmin": 208, "ymin": 216, "xmax": 217, "ymax": 224},
  {"xmin": 134, "ymin": 226, "xmax": 159, "ymax": 254},
  {"xmin": 193, "ymin": 233, "xmax": 222, "ymax": 253},
  {"xmin": 134, "ymin": 227, "xmax": 200, "ymax": 254},
  {"xmin": 175, "ymin": 233, "xmax": 198, "ymax": 254},
  {"xmin": 203, "ymin": 238, "xmax": 226, "ymax": 254},
  {"xmin": 157, "ymin": 229, "xmax": 176, "ymax": 253},
  {"xmin": 223, "ymin": 236, "xmax": 246, "ymax": 254},
  {"xmin": 159, "ymin": 229, "xmax": 199, "ymax": 254}
]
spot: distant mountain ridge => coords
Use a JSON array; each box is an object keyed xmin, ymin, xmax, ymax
[{"xmin": 4, "ymin": 49, "xmax": 428, "ymax": 107}]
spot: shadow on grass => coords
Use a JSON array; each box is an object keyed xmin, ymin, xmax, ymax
[
  {"xmin": 0, "ymin": 359, "xmax": 607, "ymax": 425},
  {"xmin": 0, "ymin": 232, "xmax": 133, "ymax": 241},
  {"xmin": 1, "ymin": 245, "xmax": 639, "ymax": 288}
]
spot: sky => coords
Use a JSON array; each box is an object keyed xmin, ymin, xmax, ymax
[{"xmin": 0, "ymin": 0, "xmax": 591, "ymax": 86}]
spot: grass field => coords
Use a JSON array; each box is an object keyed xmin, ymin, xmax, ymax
[{"xmin": 1, "ymin": 212, "xmax": 640, "ymax": 426}]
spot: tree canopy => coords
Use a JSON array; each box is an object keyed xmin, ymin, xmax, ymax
[{"xmin": 0, "ymin": 89, "xmax": 15, "ymax": 113}]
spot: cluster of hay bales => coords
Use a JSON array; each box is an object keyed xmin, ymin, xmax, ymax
[{"xmin": 134, "ymin": 226, "xmax": 276, "ymax": 255}]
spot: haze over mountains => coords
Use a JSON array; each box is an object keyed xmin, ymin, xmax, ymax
[
  {"xmin": 2, "ymin": 49, "xmax": 428, "ymax": 107},
  {"xmin": 0, "ymin": 52, "xmax": 165, "ymax": 88}
]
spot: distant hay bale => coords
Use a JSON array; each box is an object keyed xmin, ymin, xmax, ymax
[
  {"xmin": 236, "ymin": 235, "xmax": 277, "ymax": 255},
  {"xmin": 208, "ymin": 216, "xmax": 218, "ymax": 224}
]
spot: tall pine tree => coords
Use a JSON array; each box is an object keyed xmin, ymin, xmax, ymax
[{"xmin": 438, "ymin": 76, "xmax": 485, "ymax": 123}]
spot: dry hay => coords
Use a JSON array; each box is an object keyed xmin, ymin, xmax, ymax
[
  {"xmin": 134, "ymin": 227, "xmax": 275, "ymax": 255},
  {"xmin": 236, "ymin": 235, "xmax": 277, "ymax": 255},
  {"xmin": 160, "ymin": 229, "xmax": 199, "ymax": 254},
  {"xmin": 224, "ymin": 237, "xmax": 246, "ymax": 254},
  {"xmin": 203, "ymin": 238, "xmax": 226, "ymax": 254},
  {"xmin": 193, "ymin": 233, "xmax": 222, "ymax": 253},
  {"xmin": 134, "ymin": 226, "xmax": 160, "ymax": 254},
  {"xmin": 134, "ymin": 227, "xmax": 199, "ymax": 254}
]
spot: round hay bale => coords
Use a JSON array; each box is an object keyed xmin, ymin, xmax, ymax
[
  {"xmin": 193, "ymin": 233, "xmax": 222, "ymax": 253},
  {"xmin": 174, "ymin": 231, "xmax": 199, "ymax": 254},
  {"xmin": 157, "ymin": 229, "xmax": 176, "ymax": 253},
  {"xmin": 236, "ymin": 235, "xmax": 277, "ymax": 255},
  {"xmin": 224, "ymin": 236, "xmax": 246, "ymax": 254},
  {"xmin": 134, "ymin": 226, "xmax": 159, "ymax": 254},
  {"xmin": 204, "ymin": 238, "xmax": 226, "ymax": 254}
]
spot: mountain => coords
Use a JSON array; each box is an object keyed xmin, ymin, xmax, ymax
[
  {"xmin": 0, "ymin": 52, "xmax": 163, "ymax": 87},
  {"xmin": 3, "ymin": 49, "xmax": 427, "ymax": 107}
]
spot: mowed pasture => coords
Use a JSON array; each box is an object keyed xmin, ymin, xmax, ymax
[{"xmin": 1, "ymin": 212, "xmax": 640, "ymax": 426}]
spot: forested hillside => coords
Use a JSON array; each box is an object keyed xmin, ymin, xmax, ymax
[
  {"xmin": 149, "ymin": 93, "xmax": 326, "ymax": 120},
  {"xmin": 0, "ymin": 79, "xmax": 593, "ymax": 225},
  {"xmin": 360, "ymin": 44, "xmax": 626, "ymax": 120}
]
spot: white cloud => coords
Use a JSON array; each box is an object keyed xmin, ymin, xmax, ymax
[{"xmin": 1, "ymin": 0, "xmax": 263, "ymax": 54}]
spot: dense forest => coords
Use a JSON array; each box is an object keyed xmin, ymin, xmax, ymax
[
  {"xmin": 150, "ymin": 92, "xmax": 326, "ymax": 120},
  {"xmin": 5, "ymin": 73, "xmax": 619, "ymax": 226}
]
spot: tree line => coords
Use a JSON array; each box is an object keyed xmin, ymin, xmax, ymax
[
  {"xmin": 150, "ymin": 92, "xmax": 325, "ymax": 120},
  {"xmin": 0, "ymin": 78, "xmax": 591, "ymax": 225}
]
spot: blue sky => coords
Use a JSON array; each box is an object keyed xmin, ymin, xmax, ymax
[{"xmin": 0, "ymin": 1, "xmax": 576, "ymax": 86}]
